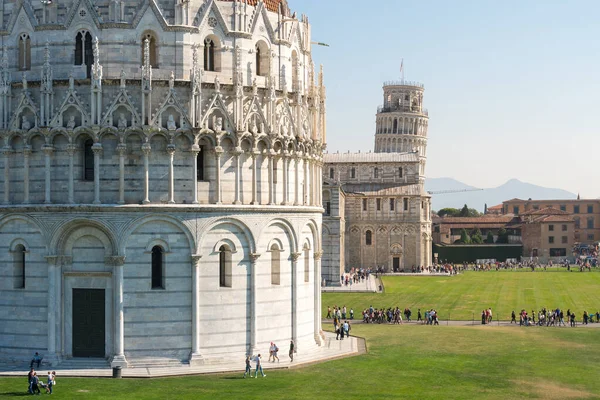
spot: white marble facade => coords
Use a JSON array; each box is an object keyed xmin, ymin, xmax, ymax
[{"xmin": 0, "ymin": 0, "xmax": 325, "ymax": 367}]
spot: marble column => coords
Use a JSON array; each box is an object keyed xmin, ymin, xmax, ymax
[
  {"xmin": 314, "ymin": 250, "xmax": 323, "ymax": 345},
  {"xmin": 233, "ymin": 148, "xmax": 242, "ymax": 205},
  {"xmin": 142, "ymin": 142, "xmax": 151, "ymax": 204},
  {"xmin": 249, "ymin": 253, "xmax": 260, "ymax": 354},
  {"xmin": 167, "ymin": 144, "xmax": 176, "ymax": 204},
  {"xmin": 117, "ymin": 144, "xmax": 126, "ymax": 204},
  {"xmin": 42, "ymin": 145, "xmax": 54, "ymax": 204},
  {"xmin": 291, "ymin": 252, "xmax": 301, "ymax": 345},
  {"xmin": 251, "ymin": 151, "xmax": 258, "ymax": 205},
  {"xmin": 66, "ymin": 145, "xmax": 76, "ymax": 204},
  {"xmin": 191, "ymin": 145, "xmax": 200, "ymax": 204},
  {"xmin": 23, "ymin": 146, "xmax": 31, "ymax": 204},
  {"xmin": 267, "ymin": 152, "xmax": 274, "ymax": 205},
  {"xmin": 92, "ymin": 143, "xmax": 103, "ymax": 204},
  {"xmin": 189, "ymin": 255, "xmax": 204, "ymax": 365},
  {"xmin": 282, "ymin": 153, "xmax": 289, "ymax": 205},
  {"xmin": 45, "ymin": 257, "xmax": 58, "ymax": 364},
  {"xmin": 303, "ymin": 156, "xmax": 309, "ymax": 205},
  {"xmin": 2, "ymin": 146, "xmax": 11, "ymax": 204},
  {"xmin": 110, "ymin": 256, "xmax": 128, "ymax": 368},
  {"xmin": 214, "ymin": 147, "xmax": 223, "ymax": 204},
  {"xmin": 294, "ymin": 156, "xmax": 300, "ymax": 206}
]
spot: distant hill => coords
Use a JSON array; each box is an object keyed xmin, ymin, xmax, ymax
[{"xmin": 425, "ymin": 178, "xmax": 577, "ymax": 212}]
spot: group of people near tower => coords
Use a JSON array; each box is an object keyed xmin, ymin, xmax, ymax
[{"xmin": 511, "ymin": 308, "xmax": 599, "ymax": 327}]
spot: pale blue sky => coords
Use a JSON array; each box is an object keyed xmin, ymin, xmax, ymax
[{"xmin": 298, "ymin": 0, "xmax": 600, "ymax": 197}]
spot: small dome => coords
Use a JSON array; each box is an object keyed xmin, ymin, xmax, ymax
[{"xmin": 219, "ymin": 0, "xmax": 289, "ymax": 14}]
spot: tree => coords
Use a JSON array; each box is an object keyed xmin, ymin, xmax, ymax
[
  {"xmin": 438, "ymin": 208, "xmax": 460, "ymax": 218},
  {"xmin": 485, "ymin": 231, "xmax": 495, "ymax": 244},
  {"xmin": 459, "ymin": 204, "xmax": 470, "ymax": 217},
  {"xmin": 455, "ymin": 228, "xmax": 471, "ymax": 244},
  {"xmin": 471, "ymin": 228, "xmax": 483, "ymax": 244},
  {"xmin": 496, "ymin": 228, "xmax": 509, "ymax": 244}
]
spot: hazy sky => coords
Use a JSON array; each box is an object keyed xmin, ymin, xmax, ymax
[{"xmin": 297, "ymin": 0, "xmax": 600, "ymax": 197}]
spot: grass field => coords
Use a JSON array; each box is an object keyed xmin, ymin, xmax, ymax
[
  {"xmin": 323, "ymin": 271, "xmax": 600, "ymax": 321},
  {"xmin": 3, "ymin": 272, "xmax": 600, "ymax": 399},
  {"xmin": 2, "ymin": 325, "xmax": 600, "ymax": 399}
]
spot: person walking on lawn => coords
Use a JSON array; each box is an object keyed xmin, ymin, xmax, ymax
[{"xmin": 254, "ymin": 354, "xmax": 266, "ymax": 378}]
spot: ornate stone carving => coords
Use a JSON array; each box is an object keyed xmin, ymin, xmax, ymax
[{"xmin": 105, "ymin": 256, "xmax": 126, "ymax": 266}]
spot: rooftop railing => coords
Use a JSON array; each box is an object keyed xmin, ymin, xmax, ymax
[
  {"xmin": 383, "ymin": 80, "xmax": 424, "ymax": 88},
  {"xmin": 377, "ymin": 105, "xmax": 429, "ymax": 116}
]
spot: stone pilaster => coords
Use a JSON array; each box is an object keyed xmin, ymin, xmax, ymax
[
  {"xmin": 42, "ymin": 145, "xmax": 54, "ymax": 204},
  {"xmin": 191, "ymin": 145, "xmax": 200, "ymax": 204},
  {"xmin": 22, "ymin": 146, "xmax": 31, "ymax": 204},
  {"xmin": 142, "ymin": 142, "xmax": 151, "ymax": 204},
  {"xmin": 2, "ymin": 146, "xmax": 11, "ymax": 204},
  {"xmin": 107, "ymin": 255, "xmax": 128, "ymax": 368},
  {"xmin": 249, "ymin": 253, "xmax": 261, "ymax": 354},
  {"xmin": 92, "ymin": 143, "xmax": 103, "ymax": 204},
  {"xmin": 116, "ymin": 144, "xmax": 126, "ymax": 204},
  {"xmin": 167, "ymin": 144, "xmax": 176, "ymax": 204},
  {"xmin": 313, "ymin": 250, "xmax": 324, "ymax": 345},
  {"xmin": 189, "ymin": 255, "xmax": 204, "ymax": 365}
]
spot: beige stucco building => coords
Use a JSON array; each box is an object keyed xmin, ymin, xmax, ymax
[{"xmin": 321, "ymin": 81, "xmax": 432, "ymax": 284}]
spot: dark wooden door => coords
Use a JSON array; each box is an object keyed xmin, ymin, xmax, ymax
[
  {"xmin": 393, "ymin": 257, "xmax": 400, "ymax": 272},
  {"xmin": 72, "ymin": 289, "xmax": 105, "ymax": 358}
]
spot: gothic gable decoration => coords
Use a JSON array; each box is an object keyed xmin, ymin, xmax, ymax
[
  {"xmin": 101, "ymin": 70, "xmax": 141, "ymax": 129},
  {"xmin": 193, "ymin": 0, "xmax": 230, "ymax": 34},
  {"xmin": 200, "ymin": 77, "xmax": 234, "ymax": 133},
  {"xmin": 63, "ymin": 0, "xmax": 103, "ymax": 29},
  {"xmin": 9, "ymin": 74, "xmax": 39, "ymax": 131},
  {"xmin": 275, "ymin": 93, "xmax": 297, "ymax": 138},
  {"xmin": 49, "ymin": 73, "xmax": 91, "ymax": 131},
  {"xmin": 5, "ymin": 1, "xmax": 38, "ymax": 34},
  {"xmin": 131, "ymin": 0, "xmax": 170, "ymax": 31},
  {"xmin": 150, "ymin": 71, "xmax": 192, "ymax": 132},
  {"xmin": 242, "ymin": 80, "xmax": 268, "ymax": 135},
  {"xmin": 248, "ymin": 1, "xmax": 276, "ymax": 41}
]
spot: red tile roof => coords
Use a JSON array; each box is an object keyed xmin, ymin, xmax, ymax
[
  {"xmin": 219, "ymin": 0, "xmax": 288, "ymax": 13},
  {"xmin": 487, "ymin": 204, "xmax": 503, "ymax": 211},
  {"xmin": 520, "ymin": 207, "xmax": 570, "ymax": 216},
  {"xmin": 436, "ymin": 216, "xmax": 516, "ymax": 224}
]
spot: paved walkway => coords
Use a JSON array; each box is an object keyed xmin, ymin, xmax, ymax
[
  {"xmin": 321, "ymin": 275, "xmax": 380, "ymax": 293},
  {"xmin": 0, "ymin": 332, "xmax": 365, "ymax": 378}
]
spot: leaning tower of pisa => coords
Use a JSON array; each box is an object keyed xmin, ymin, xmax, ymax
[{"xmin": 374, "ymin": 81, "xmax": 428, "ymax": 178}]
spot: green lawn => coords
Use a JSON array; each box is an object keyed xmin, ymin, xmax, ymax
[
  {"xmin": 323, "ymin": 271, "xmax": 600, "ymax": 321},
  {"xmin": 3, "ymin": 325, "xmax": 600, "ymax": 399}
]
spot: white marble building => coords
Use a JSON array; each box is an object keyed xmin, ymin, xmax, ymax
[
  {"xmin": 0, "ymin": 0, "xmax": 326, "ymax": 367},
  {"xmin": 322, "ymin": 81, "xmax": 432, "ymax": 284}
]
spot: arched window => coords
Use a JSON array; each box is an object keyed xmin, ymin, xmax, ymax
[
  {"xmin": 329, "ymin": 168, "xmax": 334, "ymax": 179},
  {"xmin": 303, "ymin": 244, "xmax": 310, "ymax": 283},
  {"xmin": 84, "ymin": 139, "xmax": 94, "ymax": 181},
  {"xmin": 393, "ymin": 119, "xmax": 398, "ymax": 133},
  {"xmin": 141, "ymin": 32, "xmax": 158, "ymax": 68},
  {"xmin": 204, "ymin": 38, "xmax": 215, "ymax": 71},
  {"xmin": 219, "ymin": 244, "xmax": 232, "ymax": 287},
  {"xmin": 75, "ymin": 31, "xmax": 93, "ymax": 78},
  {"xmin": 374, "ymin": 167, "xmax": 379, "ymax": 179},
  {"xmin": 366, "ymin": 230, "xmax": 372, "ymax": 246},
  {"xmin": 18, "ymin": 34, "xmax": 31, "ymax": 71},
  {"xmin": 255, "ymin": 41, "xmax": 269, "ymax": 77},
  {"xmin": 350, "ymin": 167, "xmax": 356, "ymax": 179},
  {"xmin": 13, "ymin": 244, "xmax": 26, "ymax": 289},
  {"xmin": 270, "ymin": 244, "xmax": 281, "ymax": 285},
  {"xmin": 398, "ymin": 167, "xmax": 403, "ymax": 178},
  {"xmin": 151, "ymin": 246, "xmax": 164, "ymax": 289},
  {"xmin": 196, "ymin": 148, "xmax": 205, "ymax": 181}
]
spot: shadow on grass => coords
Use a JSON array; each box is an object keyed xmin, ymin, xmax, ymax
[{"xmin": 0, "ymin": 392, "xmax": 30, "ymax": 397}]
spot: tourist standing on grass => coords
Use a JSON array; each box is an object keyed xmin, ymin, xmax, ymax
[
  {"xmin": 27, "ymin": 368, "xmax": 35, "ymax": 394},
  {"xmin": 481, "ymin": 310, "xmax": 486, "ymax": 325},
  {"xmin": 511, "ymin": 311, "xmax": 516, "ymax": 323},
  {"xmin": 342, "ymin": 305, "xmax": 347, "ymax": 319},
  {"xmin": 326, "ymin": 306, "xmax": 331, "ymax": 319},
  {"xmin": 350, "ymin": 308, "xmax": 354, "ymax": 319},
  {"xmin": 289, "ymin": 340, "xmax": 295, "ymax": 362},
  {"xmin": 254, "ymin": 354, "xmax": 266, "ymax": 378},
  {"xmin": 570, "ymin": 313, "xmax": 576, "ymax": 327},
  {"xmin": 46, "ymin": 371, "xmax": 55, "ymax": 394},
  {"xmin": 583, "ymin": 311, "xmax": 589, "ymax": 325},
  {"xmin": 243, "ymin": 356, "xmax": 252, "ymax": 378},
  {"xmin": 30, "ymin": 372, "xmax": 40, "ymax": 395}
]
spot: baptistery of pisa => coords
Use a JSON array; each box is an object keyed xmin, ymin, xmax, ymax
[{"xmin": 0, "ymin": 0, "xmax": 326, "ymax": 367}]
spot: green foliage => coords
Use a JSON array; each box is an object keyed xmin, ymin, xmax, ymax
[
  {"xmin": 471, "ymin": 228, "xmax": 483, "ymax": 244},
  {"xmin": 454, "ymin": 228, "xmax": 471, "ymax": 244},
  {"xmin": 438, "ymin": 207, "xmax": 460, "ymax": 217},
  {"xmin": 496, "ymin": 228, "xmax": 509, "ymax": 244},
  {"xmin": 486, "ymin": 231, "xmax": 495, "ymax": 244},
  {"xmin": 459, "ymin": 204, "xmax": 470, "ymax": 217}
]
